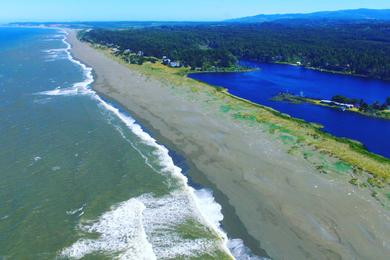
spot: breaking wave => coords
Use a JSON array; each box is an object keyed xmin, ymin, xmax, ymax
[
  {"xmin": 42, "ymin": 48, "xmax": 68, "ymax": 62},
  {"xmin": 40, "ymin": 30, "xmax": 261, "ymax": 259}
]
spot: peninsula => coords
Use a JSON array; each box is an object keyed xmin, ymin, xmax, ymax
[{"xmin": 273, "ymin": 93, "xmax": 390, "ymax": 120}]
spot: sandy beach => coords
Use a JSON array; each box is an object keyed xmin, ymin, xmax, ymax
[{"xmin": 67, "ymin": 30, "xmax": 390, "ymax": 259}]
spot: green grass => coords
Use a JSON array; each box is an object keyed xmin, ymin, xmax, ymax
[
  {"xmin": 220, "ymin": 105, "xmax": 232, "ymax": 113},
  {"xmin": 279, "ymin": 135, "xmax": 295, "ymax": 145},
  {"xmin": 228, "ymin": 109, "xmax": 389, "ymax": 184},
  {"xmin": 333, "ymin": 161, "xmax": 352, "ymax": 173}
]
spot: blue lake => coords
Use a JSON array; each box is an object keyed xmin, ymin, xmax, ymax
[{"xmin": 189, "ymin": 61, "xmax": 390, "ymax": 158}]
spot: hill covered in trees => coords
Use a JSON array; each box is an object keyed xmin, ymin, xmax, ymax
[
  {"xmin": 80, "ymin": 21, "xmax": 390, "ymax": 80},
  {"xmin": 226, "ymin": 8, "xmax": 390, "ymax": 23}
]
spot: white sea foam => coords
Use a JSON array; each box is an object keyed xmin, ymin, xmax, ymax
[
  {"xmin": 228, "ymin": 239, "xmax": 269, "ymax": 260},
  {"xmin": 61, "ymin": 198, "xmax": 156, "ymax": 260},
  {"xmin": 33, "ymin": 156, "xmax": 42, "ymax": 161},
  {"xmin": 62, "ymin": 192, "xmax": 222, "ymax": 259},
  {"xmin": 0, "ymin": 215, "xmax": 9, "ymax": 221},
  {"xmin": 43, "ymin": 30, "xmax": 261, "ymax": 259},
  {"xmin": 66, "ymin": 203, "xmax": 86, "ymax": 216},
  {"xmin": 141, "ymin": 191, "xmax": 216, "ymax": 258},
  {"xmin": 38, "ymin": 32, "xmax": 94, "ymax": 97},
  {"xmin": 93, "ymin": 94, "xmax": 235, "ymax": 258},
  {"xmin": 33, "ymin": 97, "xmax": 52, "ymax": 104},
  {"xmin": 38, "ymin": 87, "xmax": 76, "ymax": 96},
  {"xmin": 42, "ymin": 48, "xmax": 68, "ymax": 61},
  {"xmin": 51, "ymin": 166, "xmax": 61, "ymax": 171}
]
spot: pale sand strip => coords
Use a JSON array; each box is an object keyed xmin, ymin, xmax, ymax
[{"xmin": 66, "ymin": 30, "xmax": 390, "ymax": 259}]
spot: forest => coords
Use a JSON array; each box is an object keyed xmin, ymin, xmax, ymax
[{"xmin": 79, "ymin": 21, "xmax": 390, "ymax": 79}]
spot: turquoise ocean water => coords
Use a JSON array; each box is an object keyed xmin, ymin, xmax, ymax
[{"xmin": 0, "ymin": 27, "xmax": 260, "ymax": 259}]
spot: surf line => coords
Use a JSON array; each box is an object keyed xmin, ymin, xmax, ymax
[{"xmin": 44, "ymin": 28, "xmax": 261, "ymax": 259}]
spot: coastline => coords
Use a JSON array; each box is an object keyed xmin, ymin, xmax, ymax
[
  {"xmin": 57, "ymin": 29, "xmax": 235, "ymax": 259},
  {"xmin": 67, "ymin": 29, "xmax": 390, "ymax": 259}
]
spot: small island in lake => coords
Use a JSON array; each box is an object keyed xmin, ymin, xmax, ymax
[{"xmin": 273, "ymin": 93, "xmax": 390, "ymax": 120}]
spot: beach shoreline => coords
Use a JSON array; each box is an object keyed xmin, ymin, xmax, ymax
[{"xmin": 66, "ymin": 29, "xmax": 390, "ymax": 259}]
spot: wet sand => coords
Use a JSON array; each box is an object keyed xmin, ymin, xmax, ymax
[{"xmin": 66, "ymin": 30, "xmax": 390, "ymax": 259}]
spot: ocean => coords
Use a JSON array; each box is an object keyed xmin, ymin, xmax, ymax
[{"xmin": 0, "ymin": 27, "xmax": 257, "ymax": 259}]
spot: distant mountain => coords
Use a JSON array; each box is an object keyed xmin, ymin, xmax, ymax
[{"xmin": 226, "ymin": 9, "xmax": 390, "ymax": 23}]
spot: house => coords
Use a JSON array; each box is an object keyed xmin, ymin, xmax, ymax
[
  {"xmin": 320, "ymin": 100, "xmax": 354, "ymax": 109},
  {"xmin": 169, "ymin": 61, "xmax": 181, "ymax": 68},
  {"xmin": 111, "ymin": 48, "xmax": 121, "ymax": 55},
  {"xmin": 342, "ymin": 103, "xmax": 355, "ymax": 109},
  {"xmin": 123, "ymin": 49, "xmax": 131, "ymax": 55},
  {"xmin": 137, "ymin": 51, "xmax": 144, "ymax": 57},
  {"xmin": 162, "ymin": 57, "xmax": 171, "ymax": 65}
]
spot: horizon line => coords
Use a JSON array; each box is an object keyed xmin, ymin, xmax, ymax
[{"xmin": 3, "ymin": 7, "xmax": 390, "ymax": 24}]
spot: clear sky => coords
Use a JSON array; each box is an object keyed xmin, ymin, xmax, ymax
[{"xmin": 1, "ymin": 0, "xmax": 390, "ymax": 22}]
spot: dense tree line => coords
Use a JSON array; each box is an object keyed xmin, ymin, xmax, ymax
[
  {"xmin": 80, "ymin": 21, "xmax": 390, "ymax": 79},
  {"xmin": 331, "ymin": 95, "xmax": 390, "ymax": 112}
]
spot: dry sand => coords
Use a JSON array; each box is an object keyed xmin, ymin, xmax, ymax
[{"xmin": 67, "ymin": 30, "xmax": 390, "ymax": 259}]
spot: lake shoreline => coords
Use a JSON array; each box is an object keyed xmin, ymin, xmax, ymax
[
  {"xmin": 67, "ymin": 29, "xmax": 390, "ymax": 259},
  {"xmin": 271, "ymin": 92, "xmax": 390, "ymax": 121},
  {"xmin": 273, "ymin": 61, "xmax": 388, "ymax": 81}
]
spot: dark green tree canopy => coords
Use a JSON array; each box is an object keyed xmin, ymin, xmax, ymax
[{"xmin": 80, "ymin": 21, "xmax": 390, "ymax": 79}]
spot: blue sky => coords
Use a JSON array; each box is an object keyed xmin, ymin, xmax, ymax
[{"xmin": 1, "ymin": 0, "xmax": 390, "ymax": 22}]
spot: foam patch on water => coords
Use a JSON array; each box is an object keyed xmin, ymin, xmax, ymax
[
  {"xmin": 62, "ymin": 191, "xmax": 223, "ymax": 259},
  {"xmin": 66, "ymin": 203, "xmax": 86, "ymax": 216},
  {"xmin": 94, "ymin": 94, "xmax": 234, "ymax": 258},
  {"xmin": 228, "ymin": 239, "xmax": 269, "ymax": 260},
  {"xmin": 61, "ymin": 192, "xmax": 224, "ymax": 259},
  {"xmin": 51, "ymin": 166, "xmax": 61, "ymax": 171},
  {"xmin": 61, "ymin": 198, "xmax": 156, "ymax": 260},
  {"xmin": 141, "ymin": 191, "xmax": 217, "ymax": 258},
  {"xmin": 33, "ymin": 97, "xmax": 52, "ymax": 104},
  {"xmin": 46, "ymin": 30, "xmax": 263, "ymax": 259},
  {"xmin": 37, "ymin": 32, "xmax": 94, "ymax": 97},
  {"xmin": 42, "ymin": 48, "xmax": 68, "ymax": 61},
  {"xmin": 194, "ymin": 189, "xmax": 224, "ymax": 231},
  {"xmin": 38, "ymin": 86, "xmax": 90, "ymax": 96}
]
